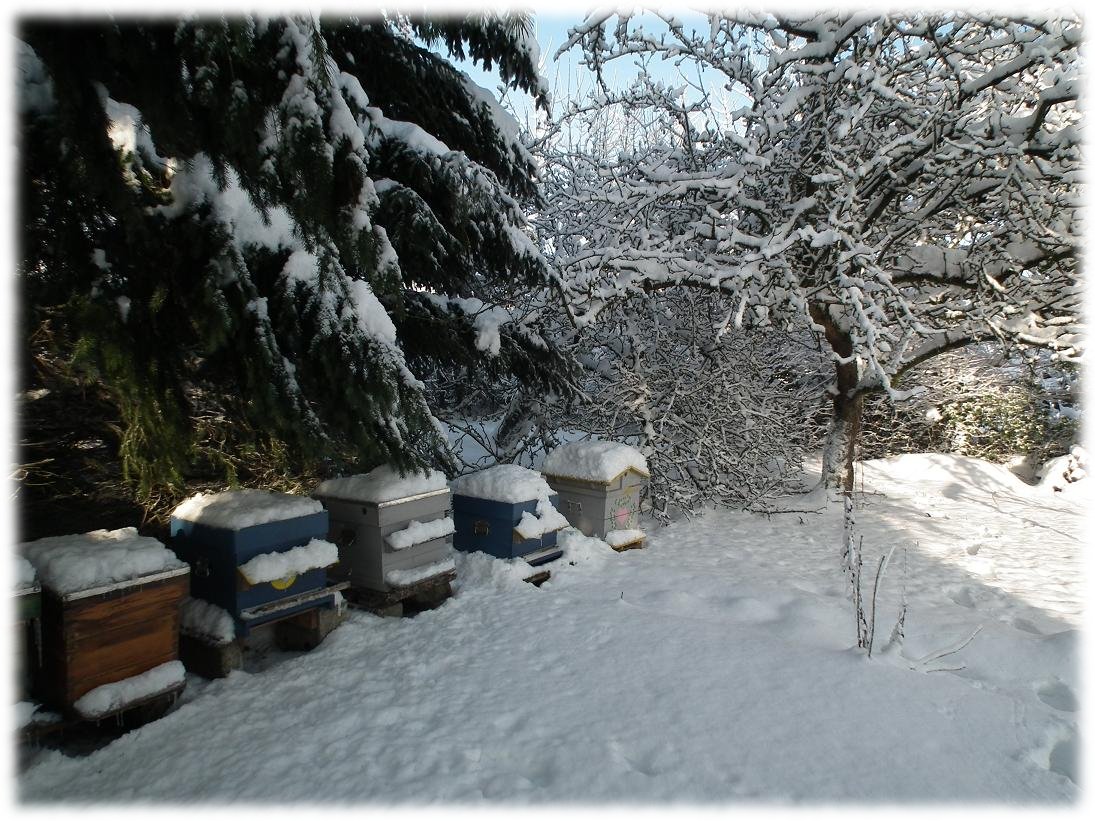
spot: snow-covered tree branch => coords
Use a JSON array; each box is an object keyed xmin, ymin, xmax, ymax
[{"xmin": 548, "ymin": 12, "xmax": 1082, "ymax": 489}]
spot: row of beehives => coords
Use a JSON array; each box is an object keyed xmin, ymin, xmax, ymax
[{"xmin": 15, "ymin": 440, "xmax": 649, "ymax": 726}]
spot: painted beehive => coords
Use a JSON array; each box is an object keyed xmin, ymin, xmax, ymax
[
  {"xmin": 20, "ymin": 528, "xmax": 190, "ymax": 718},
  {"xmin": 451, "ymin": 464, "xmax": 569, "ymax": 565},
  {"xmin": 15, "ymin": 556, "xmax": 42, "ymax": 694},
  {"xmin": 170, "ymin": 489, "xmax": 341, "ymax": 637},
  {"xmin": 313, "ymin": 465, "xmax": 455, "ymax": 593},
  {"xmin": 541, "ymin": 440, "xmax": 649, "ymax": 549},
  {"xmin": 15, "ymin": 555, "xmax": 41, "ymax": 624}
]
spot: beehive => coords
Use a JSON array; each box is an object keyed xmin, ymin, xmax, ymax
[
  {"xmin": 541, "ymin": 440, "xmax": 649, "ymax": 549},
  {"xmin": 170, "ymin": 489, "xmax": 342, "ymax": 637},
  {"xmin": 313, "ymin": 466, "xmax": 455, "ymax": 595},
  {"xmin": 20, "ymin": 528, "xmax": 190, "ymax": 718},
  {"xmin": 451, "ymin": 464, "xmax": 568, "ymax": 565},
  {"xmin": 15, "ymin": 556, "xmax": 42, "ymax": 695}
]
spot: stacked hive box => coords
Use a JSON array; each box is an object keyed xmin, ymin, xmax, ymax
[
  {"xmin": 451, "ymin": 464, "xmax": 569, "ymax": 566},
  {"xmin": 20, "ymin": 528, "xmax": 190, "ymax": 720},
  {"xmin": 541, "ymin": 440, "xmax": 649, "ymax": 550},
  {"xmin": 312, "ymin": 465, "xmax": 455, "ymax": 613},
  {"xmin": 14, "ymin": 556, "xmax": 41, "ymax": 696},
  {"xmin": 170, "ymin": 489, "xmax": 344, "ymax": 639}
]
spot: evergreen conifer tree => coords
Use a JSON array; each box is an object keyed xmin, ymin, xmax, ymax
[{"xmin": 17, "ymin": 14, "xmax": 574, "ymax": 509}]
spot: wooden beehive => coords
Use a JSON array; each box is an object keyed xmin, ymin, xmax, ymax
[
  {"xmin": 542, "ymin": 441, "xmax": 649, "ymax": 546},
  {"xmin": 21, "ymin": 529, "xmax": 190, "ymax": 716},
  {"xmin": 313, "ymin": 475, "xmax": 454, "ymax": 594},
  {"xmin": 170, "ymin": 489, "xmax": 342, "ymax": 637},
  {"xmin": 451, "ymin": 494, "xmax": 563, "ymax": 564},
  {"xmin": 14, "ymin": 572, "xmax": 42, "ymax": 696},
  {"xmin": 450, "ymin": 465, "xmax": 567, "ymax": 565}
]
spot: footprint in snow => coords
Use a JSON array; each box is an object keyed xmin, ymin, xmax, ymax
[
  {"xmin": 1049, "ymin": 734, "xmax": 1079, "ymax": 784},
  {"xmin": 1010, "ymin": 617, "xmax": 1045, "ymax": 635},
  {"xmin": 1036, "ymin": 678, "xmax": 1078, "ymax": 713},
  {"xmin": 948, "ymin": 586, "xmax": 976, "ymax": 608},
  {"xmin": 608, "ymin": 739, "xmax": 665, "ymax": 777}
]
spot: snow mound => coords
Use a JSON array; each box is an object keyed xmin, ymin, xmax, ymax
[
  {"xmin": 20, "ymin": 528, "xmax": 186, "ymax": 596},
  {"xmin": 549, "ymin": 529, "xmax": 617, "ymax": 576},
  {"xmin": 605, "ymin": 529, "xmax": 645, "ymax": 548},
  {"xmin": 451, "ymin": 464, "xmax": 555, "ymax": 504},
  {"xmin": 15, "ymin": 555, "xmax": 37, "ymax": 589},
  {"xmin": 237, "ymin": 539, "xmax": 338, "ymax": 585},
  {"xmin": 315, "ymin": 465, "xmax": 449, "ymax": 504},
  {"xmin": 515, "ymin": 500, "xmax": 570, "ymax": 540},
  {"xmin": 860, "ymin": 453, "xmax": 1034, "ymax": 494},
  {"xmin": 386, "ymin": 518, "xmax": 455, "ymax": 551},
  {"xmin": 1038, "ymin": 445, "xmax": 1088, "ymax": 495},
  {"xmin": 542, "ymin": 440, "xmax": 649, "ymax": 482},
  {"xmin": 451, "ymin": 550, "xmax": 535, "ymax": 594},
  {"xmin": 385, "ymin": 556, "xmax": 456, "ymax": 588},
  {"xmin": 72, "ymin": 661, "xmax": 186, "ymax": 720},
  {"xmin": 172, "ymin": 489, "xmax": 322, "ymax": 530},
  {"xmin": 180, "ymin": 597, "xmax": 236, "ymax": 646}
]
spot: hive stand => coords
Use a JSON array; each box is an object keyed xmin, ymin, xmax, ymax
[{"xmin": 178, "ymin": 601, "xmax": 348, "ymax": 679}]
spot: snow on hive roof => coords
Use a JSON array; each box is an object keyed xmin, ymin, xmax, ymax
[
  {"xmin": 20, "ymin": 527, "xmax": 186, "ymax": 596},
  {"xmin": 314, "ymin": 465, "xmax": 449, "ymax": 504},
  {"xmin": 172, "ymin": 489, "xmax": 323, "ymax": 530},
  {"xmin": 15, "ymin": 555, "xmax": 37, "ymax": 590},
  {"xmin": 541, "ymin": 440, "xmax": 649, "ymax": 483},
  {"xmin": 450, "ymin": 464, "xmax": 554, "ymax": 504}
]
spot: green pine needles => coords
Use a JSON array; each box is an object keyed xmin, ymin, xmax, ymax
[{"xmin": 18, "ymin": 15, "xmax": 573, "ymax": 511}]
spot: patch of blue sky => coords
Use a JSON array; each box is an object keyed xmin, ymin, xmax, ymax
[{"xmin": 442, "ymin": 10, "xmax": 754, "ymax": 132}]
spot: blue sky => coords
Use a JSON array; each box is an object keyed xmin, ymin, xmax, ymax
[{"xmin": 452, "ymin": 10, "xmax": 745, "ymax": 127}]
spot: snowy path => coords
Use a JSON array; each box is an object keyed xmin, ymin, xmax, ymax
[{"xmin": 19, "ymin": 455, "xmax": 1083, "ymax": 803}]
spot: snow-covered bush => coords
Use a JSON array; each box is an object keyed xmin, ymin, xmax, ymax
[
  {"xmin": 859, "ymin": 348, "xmax": 1081, "ymax": 465},
  {"xmin": 549, "ymin": 294, "xmax": 827, "ymax": 520},
  {"xmin": 841, "ymin": 492, "xmax": 906, "ymax": 658}
]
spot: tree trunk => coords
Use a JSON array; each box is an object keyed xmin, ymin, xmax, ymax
[
  {"xmin": 823, "ymin": 387, "xmax": 864, "ymax": 491},
  {"xmin": 810, "ymin": 303, "xmax": 863, "ymax": 490}
]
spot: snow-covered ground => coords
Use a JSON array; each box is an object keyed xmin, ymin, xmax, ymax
[{"xmin": 18, "ymin": 453, "xmax": 1085, "ymax": 803}]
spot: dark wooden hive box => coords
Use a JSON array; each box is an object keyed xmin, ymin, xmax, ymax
[{"xmin": 35, "ymin": 567, "xmax": 190, "ymax": 712}]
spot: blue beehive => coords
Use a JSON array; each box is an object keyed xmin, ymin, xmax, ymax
[
  {"xmin": 170, "ymin": 490, "xmax": 342, "ymax": 637},
  {"xmin": 450, "ymin": 465, "xmax": 567, "ymax": 566}
]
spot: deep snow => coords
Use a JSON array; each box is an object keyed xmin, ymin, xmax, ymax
[{"xmin": 17, "ymin": 453, "xmax": 1085, "ymax": 804}]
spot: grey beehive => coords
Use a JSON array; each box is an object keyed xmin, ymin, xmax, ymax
[
  {"xmin": 541, "ymin": 441, "xmax": 649, "ymax": 545},
  {"xmin": 313, "ymin": 470, "xmax": 454, "ymax": 593}
]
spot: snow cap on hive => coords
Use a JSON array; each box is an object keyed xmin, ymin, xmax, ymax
[
  {"xmin": 314, "ymin": 464, "xmax": 448, "ymax": 504},
  {"xmin": 20, "ymin": 527, "xmax": 186, "ymax": 596},
  {"xmin": 15, "ymin": 555, "xmax": 37, "ymax": 591},
  {"xmin": 171, "ymin": 488, "xmax": 323, "ymax": 530},
  {"xmin": 541, "ymin": 440, "xmax": 649, "ymax": 484},
  {"xmin": 450, "ymin": 463, "xmax": 555, "ymax": 504}
]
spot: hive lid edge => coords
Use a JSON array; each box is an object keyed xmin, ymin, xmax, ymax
[
  {"xmin": 57, "ymin": 564, "xmax": 191, "ymax": 602},
  {"xmin": 313, "ymin": 486, "xmax": 450, "ymax": 508}
]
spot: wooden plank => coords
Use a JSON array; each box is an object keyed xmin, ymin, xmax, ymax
[
  {"xmin": 64, "ymin": 620, "xmax": 179, "ymax": 703},
  {"xmin": 63, "ymin": 576, "xmax": 188, "ymax": 643},
  {"xmin": 238, "ymin": 581, "xmax": 348, "ymax": 622}
]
